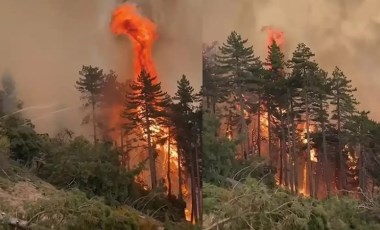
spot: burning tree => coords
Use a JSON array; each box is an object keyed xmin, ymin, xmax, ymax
[
  {"xmin": 330, "ymin": 67, "xmax": 359, "ymax": 192},
  {"xmin": 122, "ymin": 69, "xmax": 170, "ymax": 189},
  {"xmin": 109, "ymin": 4, "xmax": 199, "ymax": 224},
  {"xmin": 215, "ymin": 31, "xmax": 261, "ymax": 159},
  {"xmin": 171, "ymin": 75, "xmax": 202, "ymax": 222}
]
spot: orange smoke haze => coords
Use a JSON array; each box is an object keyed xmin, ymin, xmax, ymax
[
  {"xmin": 0, "ymin": 0, "xmax": 201, "ymax": 137},
  {"xmin": 111, "ymin": 4, "xmax": 158, "ymax": 79}
]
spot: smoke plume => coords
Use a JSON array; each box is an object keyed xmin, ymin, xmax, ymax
[
  {"xmin": 0, "ymin": 0, "xmax": 201, "ymax": 136},
  {"xmin": 203, "ymin": 0, "xmax": 380, "ymax": 120}
]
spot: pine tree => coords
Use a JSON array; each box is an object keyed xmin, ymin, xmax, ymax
[
  {"xmin": 202, "ymin": 42, "xmax": 224, "ymax": 114},
  {"xmin": 171, "ymin": 75, "xmax": 201, "ymax": 223},
  {"xmin": 288, "ymin": 43, "xmax": 319, "ymax": 197},
  {"xmin": 76, "ymin": 65, "xmax": 105, "ymax": 144},
  {"xmin": 311, "ymin": 69, "xmax": 332, "ymax": 197},
  {"xmin": 263, "ymin": 41, "xmax": 286, "ymax": 168},
  {"xmin": 330, "ymin": 67, "xmax": 358, "ymax": 192},
  {"xmin": 344, "ymin": 111, "xmax": 372, "ymax": 194},
  {"xmin": 122, "ymin": 69, "xmax": 171, "ymax": 189},
  {"xmin": 216, "ymin": 31, "xmax": 261, "ymax": 158}
]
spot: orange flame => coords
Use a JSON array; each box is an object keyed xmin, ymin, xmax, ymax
[
  {"xmin": 111, "ymin": 4, "xmax": 158, "ymax": 79},
  {"xmin": 263, "ymin": 26, "xmax": 285, "ymax": 48},
  {"xmin": 110, "ymin": 4, "xmax": 192, "ymax": 222}
]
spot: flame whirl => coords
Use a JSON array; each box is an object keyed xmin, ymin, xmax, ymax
[
  {"xmin": 111, "ymin": 4, "xmax": 158, "ymax": 80},
  {"xmin": 110, "ymin": 4, "xmax": 191, "ymax": 221}
]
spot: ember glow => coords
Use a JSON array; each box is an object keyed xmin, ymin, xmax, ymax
[{"xmin": 110, "ymin": 3, "xmax": 191, "ymax": 221}]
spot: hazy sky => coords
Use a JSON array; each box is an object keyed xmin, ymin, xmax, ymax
[
  {"xmin": 0, "ymin": 0, "xmax": 201, "ymax": 135},
  {"xmin": 203, "ymin": 0, "xmax": 380, "ymax": 121}
]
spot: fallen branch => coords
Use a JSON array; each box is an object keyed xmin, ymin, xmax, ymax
[
  {"xmin": 203, "ymin": 211, "xmax": 258, "ymax": 230},
  {"xmin": 0, "ymin": 211, "xmax": 30, "ymax": 229},
  {"xmin": 0, "ymin": 167, "xmax": 10, "ymax": 179}
]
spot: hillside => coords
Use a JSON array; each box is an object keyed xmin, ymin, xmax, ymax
[
  {"xmin": 202, "ymin": 173, "xmax": 380, "ymax": 230},
  {"xmin": 0, "ymin": 164, "xmax": 166, "ymax": 229}
]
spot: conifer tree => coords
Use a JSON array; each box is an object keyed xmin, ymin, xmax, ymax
[
  {"xmin": 76, "ymin": 65, "xmax": 105, "ymax": 144},
  {"xmin": 216, "ymin": 31, "xmax": 261, "ymax": 158},
  {"xmin": 263, "ymin": 41, "xmax": 286, "ymax": 167},
  {"xmin": 330, "ymin": 67, "xmax": 358, "ymax": 191},
  {"xmin": 172, "ymin": 75, "xmax": 202, "ymax": 222},
  {"xmin": 288, "ymin": 43, "xmax": 319, "ymax": 196},
  {"xmin": 122, "ymin": 69, "xmax": 171, "ymax": 189},
  {"xmin": 202, "ymin": 42, "xmax": 224, "ymax": 114},
  {"xmin": 311, "ymin": 69, "xmax": 332, "ymax": 197}
]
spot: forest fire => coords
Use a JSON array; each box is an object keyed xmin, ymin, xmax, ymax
[
  {"xmin": 261, "ymin": 27, "xmax": 316, "ymax": 196},
  {"xmin": 110, "ymin": 4, "xmax": 191, "ymax": 221}
]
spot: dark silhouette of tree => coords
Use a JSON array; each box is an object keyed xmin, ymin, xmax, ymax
[{"xmin": 75, "ymin": 65, "xmax": 105, "ymax": 144}]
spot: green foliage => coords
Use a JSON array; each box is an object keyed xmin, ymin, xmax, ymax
[
  {"xmin": 202, "ymin": 112, "xmax": 237, "ymax": 182},
  {"xmin": 76, "ymin": 65, "xmax": 105, "ymax": 108},
  {"xmin": 23, "ymin": 190, "xmax": 141, "ymax": 230},
  {"xmin": 123, "ymin": 69, "xmax": 171, "ymax": 131},
  {"xmin": 37, "ymin": 135, "xmax": 141, "ymax": 205},
  {"xmin": 0, "ymin": 133, "xmax": 10, "ymax": 170},
  {"xmin": 330, "ymin": 67, "xmax": 358, "ymax": 127},
  {"xmin": 122, "ymin": 69, "xmax": 171, "ymax": 189},
  {"xmin": 171, "ymin": 74, "xmax": 201, "ymax": 170},
  {"xmin": 203, "ymin": 179, "xmax": 380, "ymax": 230},
  {"xmin": 2, "ymin": 117, "xmax": 44, "ymax": 166}
]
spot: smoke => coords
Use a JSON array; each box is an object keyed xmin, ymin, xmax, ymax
[
  {"xmin": 0, "ymin": 0, "xmax": 201, "ymax": 136},
  {"xmin": 204, "ymin": 0, "xmax": 380, "ymax": 120}
]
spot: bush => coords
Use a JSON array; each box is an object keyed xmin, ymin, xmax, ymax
[
  {"xmin": 203, "ymin": 178, "xmax": 380, "ymax": 230},
  {"xmin": 22, "ymin": 190, "xmax": 141, "ymax": 230},
  {"xmin": 37, "ymin": 135, "xmax": 141, "ymax": 205},
  {"xmin": 0, "ymin": 134, "xmax": 10, "ymax": 171}
]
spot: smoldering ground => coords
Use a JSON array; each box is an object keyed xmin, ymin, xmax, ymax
[
  {"xmin": 0, "ymin": 0, "xmax": 201, "ymax": 136},
  {"xmin": 203, "ymin": 0, "xmax": 380, "ymax": 120}
]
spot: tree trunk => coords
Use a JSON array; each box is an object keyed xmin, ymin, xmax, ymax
[
  {"xmin": 337, "ymin": 96, "xmax": 347, "ymax": 192},
  {"xmin": 289, "ymin": 97, "xmax": 298, "ymax": 194},
  {"xmin": 145, "ymin": 111, "xmax": 157, "ymax": 189},
  {"xmin": 238, "ymin": 88, "xmax": 248, "ymax": 159},
  {"xmin": 322, "ymin": 120, "xmax": 330, "ymax": 197},
  {"xmin": 268, "ymin": 107, "xmax": 273, "ymax": 166},
  {"xmin": 195, "ymin": 147, "xmax": 202, "ymax": 225},
  {"xmin": 280, "ymin": 115, "xmax": 287, "ymax": 186},
  {"xmin": 257, "ymin": 94, "xmax": 261, "ymax": 157},
  {"xmin": 91, "ymin": 94, "xmax": 97, "ymax": 145},
  {"xmin": 285, "ymin": 108, "xmax": 293, "ymax": 191},
  {"xmin": 305, "ymin": 93, "xmax": 313, "ymax": 197},
  {"xmin": 190, "ymin": 146, "xmax": 199, "ymax": 224},
  {"xmin": 314, "ymin": 160, "xmax": 319, "ymax": 198},
  {"xmin": 167, "ymin": 128, "xmax": 172, "ymax": 197},
  {"xmin": 178, "ymin": 150, "xmax": 183, "ymax": 200},
  {"xmin": 358, "ymin": 144, "xmax": 366, "ymax": 195}
]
